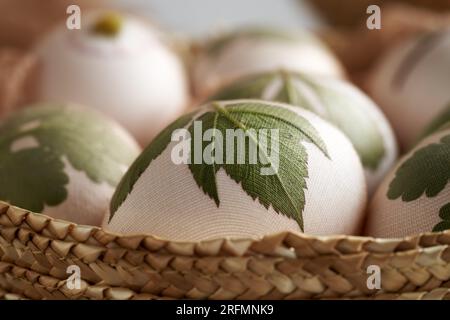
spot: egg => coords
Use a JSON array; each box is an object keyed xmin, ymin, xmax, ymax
[
  {"xmin": 34, "ymin": 11, "xmax": 190, "ymax": 146},
  {"xmin": 104, "ymin": 100, "xmax": 367, "ymax": 241},
  {"xmin": 208, "ymin": 70, "xmax": 398, "ymax": 193},
  {"xmin": 0, "ymin": 103, "xmax": 141, "ymax": 226},
  {"xmin": 192, "ymin": 27, "xmax": 345, "ymax": 98},
  {"xmin": 368, "ymin": 28, "xmax": 450, "ymax": 150},
  {"xmin": 366, "ymin": 126, "xmax": 450, "ymax": 238}
]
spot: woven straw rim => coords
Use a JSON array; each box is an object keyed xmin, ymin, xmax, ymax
[
  {"xmin": 1, "ymin": 201, "xmax": 450, "ymax": 258},
  {"xmin": 1, "ymin": 200, "xmax": 450, "ymax": 300}
]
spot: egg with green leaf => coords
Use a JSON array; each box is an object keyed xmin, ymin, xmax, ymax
[
  {"xmin": 104, "ymin": 100, "xmax": 367, "ymax": 240},
  {"xmin": 207, "ymin": 70, "xmax": 398, "ymax": 193},
  {"xmin": 366, "ymin": 125, "xmax": 450, "ymax": 237},
  {"xmin": 368, "ymin": 28, "xmax": 450, "ymax": 150},
  {"xmin": 0, "ymin": 103, "xmax": 141, "ymax": 226},
  {"xmin": 34, "ymin": 11, "xmax": 189, "ymax": 146},
  {"xmin": 192, "ymin": 27, "xmax": 345, "ymax": 98}
]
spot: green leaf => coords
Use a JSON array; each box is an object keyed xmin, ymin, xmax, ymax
[
  {"xmin": 207, "ymin": 70, "xmax": 386, "ymax": 170},
  {"xmin": 432, "ymin": 202, "xmax": 450, "ymax": 232},
  {"xmin": 0, "ymin": 104, "xmax": 139, "ymax": 213},
  {"xmin": 0, "ymin": 147, "xmax": 69, "ymax": 213},
  {"xmin": 109, "ymin": 111, "xmax": 196, "ymax": 219},
  {"xmin": 0, "ymin": 104, "xmax": 138, "ymax": 187},
  {"xmin": 188, "ymin": 102, "xmax": 329, "ymax": 231},
  {"xmin": 298, "ymin": 75, "xmax": 385, "ymax": 170},
  {"xmin": 109, "ymin": 101, "xmax": 329, "ymax": 231},
  {"xmin": 388, "ymin": 134, "xmax": 450, "ymax": 201},
  {"xmin": 274, "ymin": 71, "xmax": 313, "ymax": 109}
]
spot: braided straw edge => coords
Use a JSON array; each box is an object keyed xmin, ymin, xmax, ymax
[
  {"xmin": 1, "ymin": 201, "xmax": 450, "ymax": 299},
  {"xmin": 1, "ymin": 201, "xmax": 450, "ymax": 258}
]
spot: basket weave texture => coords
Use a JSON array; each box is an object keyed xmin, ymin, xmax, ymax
[{"xmin": 0, "ymin": 201, "xmax": 449, "ymax": 300}]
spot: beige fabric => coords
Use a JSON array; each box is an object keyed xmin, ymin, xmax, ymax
[
  {"xmin": 368, "ymin": 29, "xmax": 450, "ymax": 150},
  {"xmin": 42, "ymin": 157, "xmax": 116, "ymax": 227},
  {"xmin": 366, "ymin": 129, "xmax": 450, "ymax": 238},
  {"xmin": 106, "ymin": 101, "xmax": 367, "ymax": 241}
]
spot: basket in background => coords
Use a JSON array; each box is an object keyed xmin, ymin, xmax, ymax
[{"xmin": 307, "ymin": 0, "xmax": 450, "ymax": 28}]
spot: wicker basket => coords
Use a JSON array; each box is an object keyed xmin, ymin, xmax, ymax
[
  {"xmin": 0, "ymin": 201, "xmax": 449, "ymax": 300},
  {"xmin": 308, "ymin": 0, "xmax": 450, "ymax": 28}
]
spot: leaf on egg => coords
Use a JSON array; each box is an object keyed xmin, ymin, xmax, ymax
[
  {"xmin": 388, "ymin": 134, "xmax": 450, "ymax": 201},
  {"xmin": 273, "ymin": 71, "xmax": 313, "ymax": 109},
  {"xmin": 109, "ymin": 101, "xmax": 329, "ymax": 231},
  {"xmin": 208, "ymin": 70, "xmax": 386, "ymax": 170},
  {"xmin": 109, "ymin": 111, "xmax": 196, "ymax": 218},
  {"xmin": 297, "ymin": 75, "xmax": 385, "ymax": 170},
  {"xmin": 188, "ymin": 102, "xmax": 329, "ymax": 231},
  {"xmin": 0, "ymin": 147, "xmax": 69, "ymax": 213},
  {"xmin": 0, "ymin": 105, "xmax": 138, "ymax": 187},
  {"xmin": 0, "ymin": 104, "xmax": 139, "ymax": 212},
  {"xmin": 433, "ymin": 202, "xmax": 450, "ymax": 232}
]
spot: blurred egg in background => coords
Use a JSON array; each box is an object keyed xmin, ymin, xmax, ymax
[
  {"xmin": 34, "ymin": 10, "xmax": 190, "ymax": 146},
  {"xmin": 368, "ymin": 28, "xmax": 450, "ymax": 150}
]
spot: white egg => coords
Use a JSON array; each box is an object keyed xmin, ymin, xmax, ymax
[
  {"xmin": 368, "ymin": 28, "xmax": 450, "ymax": 150},
  {"xmin": 34, "ymin": 11, "xmax": 190, "ymax": 146},
  {"xmin": 0, "ymin": 103, "xmax": 141, "ymax": 226},
  {"xmin": 366, "ymin": 126, "xmax": 450, "ymax": 238},
  {"xmin": 208, "ymin": 70, "xmax": 398, "ymax": 193},
  {"xmin": 104, "ymin": 100, "xmax": 367, "ymax": 241},
  {"xmin": 192, "ymin": 28, "xmax": 345, "ymax": 98}
]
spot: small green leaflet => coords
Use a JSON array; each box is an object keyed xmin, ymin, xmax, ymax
[
  {"xmin": 433, "ymin": 202, "xmax": 450, "ymax": 232},
  {"xmin": 388, "ymin": 134, "xmax": 450, "ymax": 201},
  {"xmin": 388, "ymin": 133, "xmax": 450, "ymax": 232},
  {"xmin": 110, "ymin": 101, "xmax": 329, "ymax": 231},
  {"xmin": 0, "ymin": 148, "xmax": 69, "ymax": 213},
  {"xmin": 0, "ymin": 104, "xmax": 138, "ymax": 213},
  {"xmin": 210, "ymin": 70, "xmax": 386, "ymax": 170}
]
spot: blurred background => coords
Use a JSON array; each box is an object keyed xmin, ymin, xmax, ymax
[
  {"xmin": 112, "ymin": 0, "xmax": 323, "ymax": 37},
  {"xmin": 0, "ymin": 0, "xmax": 449, "ymax": 116}
]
